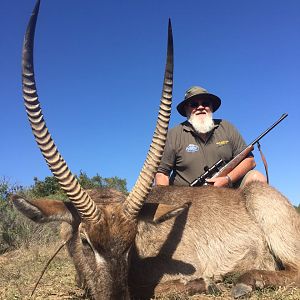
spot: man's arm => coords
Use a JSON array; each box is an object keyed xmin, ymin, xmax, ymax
[
  {"xmin": 205, "ymin": 120, "xmax": 256, "ymax": 187},
  {"xmin": 155, "ymin": 129, "xmax": 176, "ymax": 186},
  {"xmin": 155, "ymin": 172, "xmax": 170, "ymax": 186},
  {"xmin": 206, "ymin": 156, "xmax": 256, "ymax": 187}
]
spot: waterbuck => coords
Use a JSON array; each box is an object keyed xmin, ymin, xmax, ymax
[{"xmin": 12, "ymin": 0, "xmax": 300, "ymax": 299}]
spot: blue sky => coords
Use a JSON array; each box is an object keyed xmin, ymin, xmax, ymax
[{"xmin": 1, "ymin": 0, "xmax": 299, "ymax": 205}]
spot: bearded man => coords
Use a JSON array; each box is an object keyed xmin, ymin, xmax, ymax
[{"xmin": 155, "ymin": 86, "xmax": 267, "ymax": 188}]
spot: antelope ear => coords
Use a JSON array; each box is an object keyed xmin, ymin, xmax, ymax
[
  {"xmin": 10, "ymin": 195, "xmax": 77, "ymax": 224},
  {"xmin": 139, "ymin": 202, "xmax": 191, "ymax": 224}
]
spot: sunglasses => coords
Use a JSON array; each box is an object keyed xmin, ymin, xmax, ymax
[{"xmin": 189, "ymin": 100, "xmax": 210, "ymax": 109}]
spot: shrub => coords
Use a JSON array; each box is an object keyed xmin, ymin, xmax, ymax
[
  {"xmin": 0, "ymin": 178, "xmax": 59, "ymax": 254},
  {"xmin": 0, "ymin": 172, "xmax": 128, "ymax": 254}
]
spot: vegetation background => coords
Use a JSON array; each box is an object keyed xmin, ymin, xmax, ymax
[{"xmin": 0, "ymin": 175, "xmax": 299, "ymax": 299}]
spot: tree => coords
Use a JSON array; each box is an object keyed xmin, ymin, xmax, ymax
[
  {"xmin": 77, "ymin": 171, "xmax": 127, "ymax": 194},
  {"xmin": 102, "ymin": 176, "xmax": 127, "ymax": 194},
  {"xmin": 31, "ymin": 176, "xmax": 62, "ymax": 198},
  {"xmin": 30, "ymin": 171, "xmax": 128, "ymax": 198}
]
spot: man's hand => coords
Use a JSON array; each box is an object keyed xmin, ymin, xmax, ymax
[
  {"xmin": 206, "ymin": 157, "xmax": 256, "ymax": 188},
  {"xmin": 155, "ymin": 172, "xmax": 170, "ymax": 186},
  {"xmin": 206, "ymin": 176, "xmax": 231, "ymax": 187}
]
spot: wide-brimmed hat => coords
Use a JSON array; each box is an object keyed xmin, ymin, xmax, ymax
[{"xmin": 176, "ymin": 86, "xmax": 221, "ymax": 117}]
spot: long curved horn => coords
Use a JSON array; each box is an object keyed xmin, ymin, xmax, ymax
[
  {"xmin": 22, "ymin": 0, "xmax": 100, "ymax": 223},
  {"xmin": 124, "ymin": 20, "xmax": 174, "ymax": 218}
]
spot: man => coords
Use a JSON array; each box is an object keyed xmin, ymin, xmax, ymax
[{"xmin": 155, "ymin": 86, "xmax": 267, "ymax": 188}]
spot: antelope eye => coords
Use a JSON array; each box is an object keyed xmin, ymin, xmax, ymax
[
  {"xmin": 81, "ymin": 237, "xmax": 89, "ymax": 245},
  {"xmin": 80, "ymin": 234, "xmax": 90, "ymax": 245}
]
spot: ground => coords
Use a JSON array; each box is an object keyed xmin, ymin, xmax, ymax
[{"xmin": 1, "ymin": 242, "xmax": 299, "ymax": 300}]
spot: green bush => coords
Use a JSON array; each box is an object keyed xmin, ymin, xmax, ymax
[
  {"xmin": 0, "ymin": 178, "xmax": 59, "ymax": 254},
  {"xmin": 0, "ymin": 200, "xmax": 59, "ymax": 253},
  {"xmin": 30, "ymin": 176, "xmax": 63, "ymax": 198},
  {"xmin": 77, "ymin": 171, "xmax": 128, "ymax": 194},
  {"xmin": 30, "ymin": 171, "xmax": 128, "ymax": 198},
  {"xmin": 0, "ymin": 173, "xmax": 128, "ymax": 254}
]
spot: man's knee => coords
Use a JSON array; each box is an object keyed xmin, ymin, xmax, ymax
[
  {"xmin": 240, "ymin": 170, "xmax": 267, "ymax": 187},
  {"xmin": 248, "ymin": 170, "xmax": 267, "ymax": 183}
]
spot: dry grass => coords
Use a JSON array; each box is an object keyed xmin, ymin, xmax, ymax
[
  {"xmin": 1, "ymin": 242, "xmax": 300, "ymax": 300},
  {"xmin": 0, "ymin": 242, "xmax": 87, "ymax": 300}
]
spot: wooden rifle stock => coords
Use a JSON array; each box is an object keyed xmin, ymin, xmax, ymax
[{"xmin": 211, "ymin": 145, "xmax": 254, "ymax": 178}]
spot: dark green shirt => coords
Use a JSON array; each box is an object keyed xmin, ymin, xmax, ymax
[{"xmin": 158, "ymin": 119, "xmax": 250, "ymax": 185}]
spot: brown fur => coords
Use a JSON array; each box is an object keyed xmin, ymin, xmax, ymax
[{"xmin": 13, "ymin": 183, "xmax": 300, "ymax": 299}]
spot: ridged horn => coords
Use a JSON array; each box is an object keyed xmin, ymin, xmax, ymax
[
  {"xmin": 22, "ymin": 0, "xmax": 100, "ymax": 223},
  {"xmin": 124, "ymin": 20, "xmax": 174, "ymax": 218}
]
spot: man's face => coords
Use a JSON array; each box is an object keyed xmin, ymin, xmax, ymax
[
  {"xmin": 185, "ymin": 98, "xmax": 214, "ymax": 134},
  {"xmin": 184, "ymin": 98, "xmax": 213, "ymax": 119}
]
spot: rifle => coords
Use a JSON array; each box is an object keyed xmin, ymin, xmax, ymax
[{"xmin": 190, "ymin": 113, "xmax": 288, "ymax": 187}]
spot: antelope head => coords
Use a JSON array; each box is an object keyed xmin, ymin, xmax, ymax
[{"xmin": 13, "ymin": 0, "xmax": 176, "ymax": 299}]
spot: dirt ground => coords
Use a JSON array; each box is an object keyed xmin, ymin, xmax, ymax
[{"xmin": 1, "ymin": 242, "xmax": 299, "ymax": 300}]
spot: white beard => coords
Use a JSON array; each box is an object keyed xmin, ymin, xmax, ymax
[{"xmin": 188, "ymin": 112, "xmax": 214, "ymax": 134}]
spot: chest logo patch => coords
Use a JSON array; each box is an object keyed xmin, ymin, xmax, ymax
[
  {"xmin": 216, "ymin": 140, "xmax": 229, "ymax": 146},
  {"xmin": 186, "ymin": 144, "xmax": 199, "ymax": 153}
]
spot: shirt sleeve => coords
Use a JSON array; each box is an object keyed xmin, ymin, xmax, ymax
[{"xmin": 157, "ymin": 131, "xmax": 176, "ymax": 176}]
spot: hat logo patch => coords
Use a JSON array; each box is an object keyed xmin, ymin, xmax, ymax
[{"xmin": 186, "ymin": 144, "xmax": 199, "ymax": 153}]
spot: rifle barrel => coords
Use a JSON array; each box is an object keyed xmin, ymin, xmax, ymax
[{"xmin": 250, "ymin": 113, "xmax": 288, "ymax": 146}]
